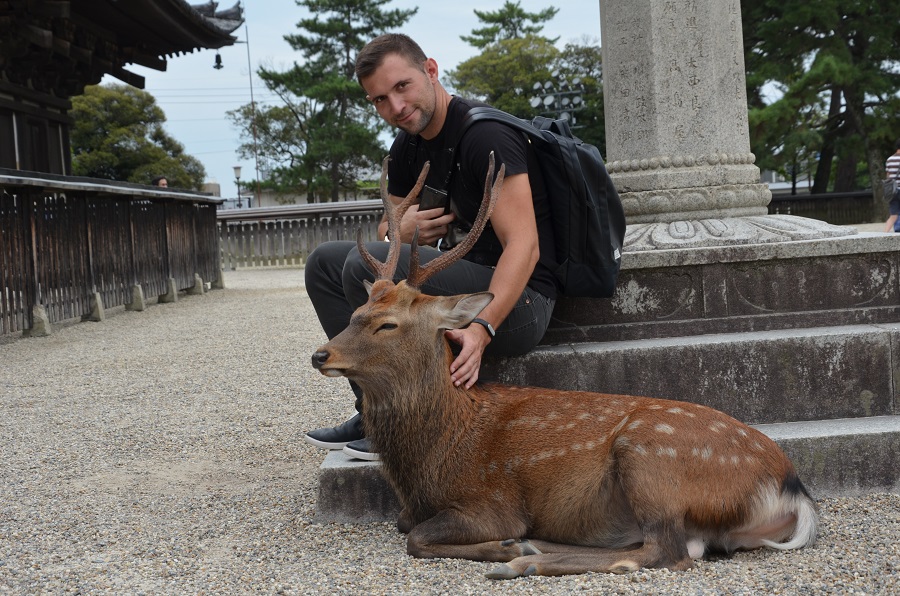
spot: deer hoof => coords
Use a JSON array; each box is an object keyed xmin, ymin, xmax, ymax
[
  {"xmin": 485, "ymin": 563, "xmax": 520, "ymax": 580},
  {"xmin": 499, "ymin": 538, "xmax": 542, "ymax": 556},
  {"xmin": 486, "ymin": 562, "xmax": 539, "ymax": 580}
]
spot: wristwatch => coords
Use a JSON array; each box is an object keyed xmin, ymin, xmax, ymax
[{"xmin": 470, "ymin": 318, "xmax": 495, "ymax": 338}]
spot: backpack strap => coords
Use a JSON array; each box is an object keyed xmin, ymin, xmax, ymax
[{"xmin": 424, "ymin": 106, "xmax": 536, "ymax": 193}]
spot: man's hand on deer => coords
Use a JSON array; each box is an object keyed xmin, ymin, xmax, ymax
[{"xmin": 445, "ymin": 325, "xmax": 490, "ymax": 389}]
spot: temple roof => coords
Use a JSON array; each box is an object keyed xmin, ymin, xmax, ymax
[{"xmin": 0, "ymin": 0, "xmax": 244, "ymax": 97}]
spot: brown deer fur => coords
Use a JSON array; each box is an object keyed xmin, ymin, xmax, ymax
[{"xmin": 311, "ymin": 155, "xmax": 818, "ymax": 579}]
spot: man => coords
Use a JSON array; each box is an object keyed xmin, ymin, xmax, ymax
[
  {"xmin": 883, "ymin": 139, "xmax": 900, "ymax": 233},
  {"xmin": 304, "ymin": 33, "xmax": 559, "ymax": 460}
]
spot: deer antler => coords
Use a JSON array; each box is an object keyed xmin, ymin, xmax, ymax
[
  {"xmin": 355, "ymin": 152, "xmax": 504, "ymax": 288},
  {"xmin": 356, "ymin": 156, "xmax": 430, "ymax": 281},
  {"xmin": 407, "ymin": 152, "xmax": 504, "ymax": 288}
]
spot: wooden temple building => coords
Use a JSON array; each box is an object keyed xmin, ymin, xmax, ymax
[
  {"xmin": 0, "ymin": 1, "xmax": 243, "ymax": 336},
  {"xmin": 0, "ymin": 0, "xmax": 243, "ymax": 174}
]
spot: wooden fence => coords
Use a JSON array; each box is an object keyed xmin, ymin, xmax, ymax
[
  {"xmin": 768, "ymin": 189, "xmax": 877, "ymax": 225},
  {"xmin": 217, "ymin": 200, "xmax": 383, "ymax": 270},
  {"xmin": 1, "ymin": 170, "xmax": 221, "ymax": 336}
]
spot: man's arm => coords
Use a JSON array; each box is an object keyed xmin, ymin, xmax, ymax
[{"xmin": 445, "ymin": 172, "xmax": 539, "ymax": 389}]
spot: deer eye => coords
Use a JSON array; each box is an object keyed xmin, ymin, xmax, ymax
[{"xmin": 376, "ymin": 322, "xmax": 398, "ymax": 333}]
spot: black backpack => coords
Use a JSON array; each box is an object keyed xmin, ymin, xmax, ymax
[{"xmin": 451, "ymin": 107, "xmax": 626, "ymax": 298}]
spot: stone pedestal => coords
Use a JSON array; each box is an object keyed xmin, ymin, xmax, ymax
[{"xmin": 598, "ymin": 0, "xmax": 851, "ymax": 246}]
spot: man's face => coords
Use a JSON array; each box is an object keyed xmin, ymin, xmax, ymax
[{"xmin": 361, "ymin": 53, "xmax": 436, "ymax": 136}]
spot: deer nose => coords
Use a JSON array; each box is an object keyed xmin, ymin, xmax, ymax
[{"xmin": 311, "ymin": 350, "xmax": 330, "ymax": 370}]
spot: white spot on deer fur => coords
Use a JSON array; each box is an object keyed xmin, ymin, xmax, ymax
[
  {"xmin": 585, "ymin": 441, "xmax": 597, "ymax": 450},
  {"xmin": 657, "ymin": 447, "xmax": 677, "ymax": 458},
  {"xmin": 731, "ymin": 455, "xmax": 741, "ymax": 465},
  {"xmin": 615, "ymin": 436, "xmax": 630, "ymax": 449},
  {"xmin": 709, "ymin": 421, "xmax": 728, "ymax": 433},
  {"xmin": 737, "ymin": 428, "xmax": 748, "ymax": 437},
  {"xmin": 627, "ymin": 420, "xmax": 643, "ymax": 430},
  {"xmin": 557, "ymin": 422, "xmax": 576, "ymax": 431},
  {"xmin": 634, "ymin": 444, "xmax": 648, "ymax": 456},
  {"xmin": 647, "ymin": 404, "xmax": 663, "ymax": 410},
  {"xmin": 655, "ymin": 423, "xmax": 675, "ymax": 434},
  {"xmin": 578, "ymin": 412, "xmax": 591, "ymax": 420},
  {"xmin": 572, "ymin": 443, "xmax": 582, "ymax": 451},
  {"xmin": 667, "ymin": 407, "xmax": 683, "ymax": 414},
  {"xmin": 745, "ymin": 456, "xmax": 757, "ymax": 465},
  {"xmin": 752, "ymin": 441, "xmax": 767, "ymax": 452}
]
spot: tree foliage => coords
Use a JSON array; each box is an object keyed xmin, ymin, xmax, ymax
[
  {"xmin": 228, "ymin": 0, "xmax": 415, "ymax": 202},
  {"xmin": 447, "ymin": 5, "xmax": 605, "ymax": 152},
  {"xmin": 460, "ymin": 1, "xmax": 558, "ymax": 49},
  {"xmin": 743, "ymin": 0, "xmax": 900, "ymax": 199},
  {"xmin": 70, "ymin": 84, "xmax": 205, "ymax": 189}
]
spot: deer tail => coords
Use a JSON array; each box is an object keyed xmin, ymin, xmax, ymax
[{"xmin": 759, "ymin": 474, "xmax": 818, "ymax": 551}]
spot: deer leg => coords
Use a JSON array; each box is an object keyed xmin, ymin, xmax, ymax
[
  {"xmin": 397, "ymin": 507, "xmax": 415, "ymax": 534},
  {"xmin": 486, "ymin": 520, "xmax": 693, "ymax": 579},
  {"xmin": 405, "ymin": 508, "xmax": 534, "ymax": 562}
]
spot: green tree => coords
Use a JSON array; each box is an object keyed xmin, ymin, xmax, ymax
[
  {"xmin": 743, "ymin": 1, "xmax": 900, "ymax": 203},
  {"xmin": 551, "ymin": 39, "xmax": 606, "ymax": 155},
  {"xmin": 70, "ymin": 84, "xmax": 205, "ymax": 189},
  {"xmin": 460, "ymin": 1, "xmax": 558, "ymax": 49},
  {"xmin": 448, "ymin": 35, "xmax": 560, "ymax": 116},
  {"xmin": 448, "ymin": 3, "xmax": 605, "ymax": 152},
  {"xmin": 229, "ymin": 0, "xmax": 415, "ymax": 202}
]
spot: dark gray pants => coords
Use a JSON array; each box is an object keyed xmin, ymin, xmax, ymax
[{"xmin": 305, "ymin": 240, "xmax": 555, "ymax": 409}]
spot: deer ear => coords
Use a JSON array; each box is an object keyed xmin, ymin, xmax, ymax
[
  {"xmin": 440, "ymin": 292, "xmax": 494, "ymax": 330},
  {"xmin": 363, "ymin": 279, "xmax": 374, "ymax": 296}
]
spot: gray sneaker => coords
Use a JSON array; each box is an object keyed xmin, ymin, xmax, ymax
[
  {"xmin": 304, "ymin": 413, "xmax": 363, "ymax": 450},
  {"xmin": 343, "ymin": 437, "xmax": 380, "ymax": 461}
]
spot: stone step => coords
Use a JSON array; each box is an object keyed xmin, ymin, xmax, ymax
[
  {"xmin": 314, "ymin": 415, "xmax": 900, "ymax": 523},
  {"xmin": 483, "ymin": 323, "xmax": 900, "ymax": 426}
]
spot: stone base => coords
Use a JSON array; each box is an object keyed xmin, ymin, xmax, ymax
[
  {"xmin": 158, "ymin": 277, "xmax": 178, "ymax": 303},
  {"xmin": 624, "ymin": 214, "xmax": 852, "ymax": 251},
  {"xmin": 126, "ymin": 284, "xmax": 146, "ymax": 311},
  {"xmin": 22, "ymin": 305, "xmax": 51, "ymax": 337},
  {"xmin": 316, "ymin": 451, "xmax": 400, "ymax": 523},
  {"xmin": 81, "ymin": 291, "xmax": 105, "ymax": 322},
  {"xmin": 543, "ymin": 231, "xmax": 900, "ymax": 345}
]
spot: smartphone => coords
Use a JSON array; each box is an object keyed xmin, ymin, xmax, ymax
[{"xmin": 418, "ymin": 185, "xmax": 450, "ymax": 213}]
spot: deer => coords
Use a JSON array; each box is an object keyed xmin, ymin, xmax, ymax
[{"xmin": 311, "ymin": 154, "xmax": 818, "ymax": 579}]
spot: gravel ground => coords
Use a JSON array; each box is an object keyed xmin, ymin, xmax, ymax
[{"xmin": 1, "ymin": 267, "xmax": 898, "ymax": 595}]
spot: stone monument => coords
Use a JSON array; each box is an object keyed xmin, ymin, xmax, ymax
[{"xmin": 599, "ymin": 0, "xmax": 851, "ymax": 250}]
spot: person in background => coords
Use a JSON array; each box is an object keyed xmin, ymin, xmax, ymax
[
  {"xmin": 883, "ymin": 139, "xmax": 900, "ymax": 233},
  {"xmin": 151, "ymin": 176, "xmax": 168, "ymax": 188}
]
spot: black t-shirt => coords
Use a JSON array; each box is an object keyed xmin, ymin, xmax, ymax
[{"xmin": 387, "ymin": 96, "xmax": 558, "ymax": 299}]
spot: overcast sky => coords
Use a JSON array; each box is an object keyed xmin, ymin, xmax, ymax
[{"xmin": 104, "ymin": 1, "xmax": 602, "ymax": 199}]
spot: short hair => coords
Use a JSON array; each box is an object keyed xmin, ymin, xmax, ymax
[
  {"xmin": 151, "ymin": 176, "xmax": 168, "ymax": 187},
  {"xmin": 895, "ymin": 138, "xmax": 900, "ymax": 151},
  {"xmin": 355, "ymin": 33, "xmax": 427, "ymax": 84}
]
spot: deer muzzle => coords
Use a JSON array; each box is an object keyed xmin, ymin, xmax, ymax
[{"xmin": 311, "ymin": 349, "xmax": 345, "ymax": 377}]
